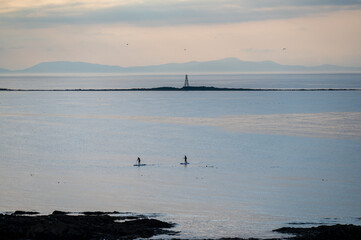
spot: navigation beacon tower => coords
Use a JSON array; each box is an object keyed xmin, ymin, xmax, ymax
[{"xmin": 184, "ymin": 74, "xmax": 190, "ymax": 87}]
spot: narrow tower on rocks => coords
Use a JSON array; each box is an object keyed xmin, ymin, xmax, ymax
[{"xmin": 184, "ymin": 74, "xmax": 190, "ymax": 87}]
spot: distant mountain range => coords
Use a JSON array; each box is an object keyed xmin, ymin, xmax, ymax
[
  {"xmin": 1, "ymin": 58, "xmax": 360, "ymax": 73},
  {"xmin": 0, "ymin": 67, "xmax": 11, "ymax": 73}
]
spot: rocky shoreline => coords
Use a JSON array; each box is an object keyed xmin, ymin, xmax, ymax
[
  {"xmin": 272, "ymin": 224, "xmax": 361, "ymax": 240},
  {"xmin": 1, "ymin": 211, "xmax": 360, "ymax": 240},
  {"xmin": 0, "ymin": 211, "xmax": 176, "ymax": 240}
]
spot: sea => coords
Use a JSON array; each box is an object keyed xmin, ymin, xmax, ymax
[{"xmin": 0, "ymin": 73, "xmax": 361, "ymax": 239}]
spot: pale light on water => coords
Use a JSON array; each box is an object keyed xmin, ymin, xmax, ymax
[{"xmin": 1, "ymin": 74, "xmax": 361, "ymax": 238}]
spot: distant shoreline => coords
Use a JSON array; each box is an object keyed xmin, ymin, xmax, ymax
[{"xmin": 1, "ymin": 86, "xmax": 361, "ymax": 91}]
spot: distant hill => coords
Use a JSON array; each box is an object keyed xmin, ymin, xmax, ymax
[
  {"xmin": 20, "ymin": 61, "xmax": 124, "ymax": 73},
  {"xmin": 0, "ymin": 67, "xmax": 11, "ymax": 73},
  {"xmin": 1, "ymin": 58, "xmax": 360, "ymax": 73}
]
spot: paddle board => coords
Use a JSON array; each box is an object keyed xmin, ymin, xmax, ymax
[
  {"xmin": 133, "ymin": 164, "xmax": 146, "ymax": 167},
  {"xmin": 180, "ymin": 162, "xmax": 190, "ymax": 165}
]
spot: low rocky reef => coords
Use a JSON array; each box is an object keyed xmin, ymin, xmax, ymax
[
  {"xmin": 0, "ymin": 211, "xmax": 176, "ymax": 240},
  {"xmin": 0, "ymin": 211, "xmax": 360, "ymax": 240},
  {"xmin": 272, "ymin": 224, "xmax": 361, "ymax": 240}
]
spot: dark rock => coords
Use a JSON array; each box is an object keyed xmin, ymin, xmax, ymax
[
  {"xmin": 3, "ymin": 211, "xmax": 360, "ymax": 240},
  {"xmin": 274, "ymin": 224, "xmax": 361, "ymax": 240},
  {"xmin": 0, "ymin": 211, "xmax": 176, "ymax": 240},
  {"xmin": 51, "ymin": 210, "xmax": 69, "ymax": 215},
  {"xmin": 12, "ymin": 211, "xmax": 39, "ymax": 215},
  {"xmin": 82, "ymin": 211, "xmax": 120, "ymax": 216}
]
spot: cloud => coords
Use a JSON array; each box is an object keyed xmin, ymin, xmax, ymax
[
  {"xmin": 0, "ymin": 46, "xmax": 24, "ymax": 51},
  {"xmin": 9, "ymin": 46, "xmax": 24, "ymax": 50},
  {"xmin": 1, "ymin": 0, "xmax": 361, "ymax": 28},
  {"xmin": 244, "ymin": 0, "xmax": 361, "ymax": 7},
  {"xmin": 243, "ymin": 48, "xmax": 274, "ymax": 54}
]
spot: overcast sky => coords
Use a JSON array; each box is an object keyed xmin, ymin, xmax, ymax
[{"xmin": 1, "ymin": 0, "xmax": 361, "ymax": 70}]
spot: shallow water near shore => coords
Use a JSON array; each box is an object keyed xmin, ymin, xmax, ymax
[{"xmin": 1, "ymin": 74, "xmax": 361, "ymax": 239}]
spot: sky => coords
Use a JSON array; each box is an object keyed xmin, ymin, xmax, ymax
[{"xmin": 1, "ymin": 0, "xmax": 361, "ymax": 70}]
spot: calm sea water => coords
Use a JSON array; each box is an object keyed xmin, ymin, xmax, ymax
[{"xmin": 1, "ymin": 74, "xmax": 361, "ymax": 239}]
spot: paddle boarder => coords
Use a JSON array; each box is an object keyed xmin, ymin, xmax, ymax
[
  {"xmin": 137, "ymin": 157, "xmax": 141, "ymax": 165},
  {"xmin": 184, "ymin": 155, "xmax": 188, "ymax": 164}
]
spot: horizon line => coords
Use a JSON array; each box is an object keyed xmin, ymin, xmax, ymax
[{"xmin": 1, "ymin": 86, "xmax": 360, "ymax": 92}]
